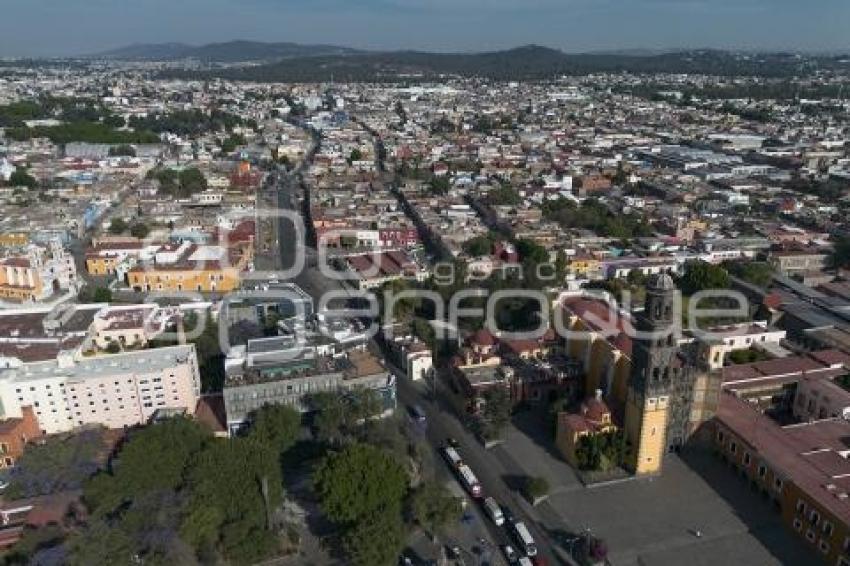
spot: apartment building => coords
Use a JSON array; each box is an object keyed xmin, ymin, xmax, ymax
[{"xmin": 0, "ymin": 345, "xmax": 201, "ymax": 434}]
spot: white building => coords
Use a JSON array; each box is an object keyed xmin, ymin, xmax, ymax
[{"xmin": 0, "ymin": 345, "xmax": 201, "ymax": 434}]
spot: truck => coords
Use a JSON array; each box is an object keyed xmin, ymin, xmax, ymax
[
  {"xmin": 457, "ymin": 464, "xmax": 483, "ymax": 498},
  {"xmin": 512, "ymin": 521, "xmax": 537, "ymax": 557}
]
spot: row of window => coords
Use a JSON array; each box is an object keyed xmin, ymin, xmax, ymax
[{"xmin": 717, "ymin": 429, "xmax": 784, "ymax": 491}]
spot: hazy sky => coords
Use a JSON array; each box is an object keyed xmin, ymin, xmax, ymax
[{"xmin": 0, "ymin": 0, "xmax": 847, "ymax": 57}]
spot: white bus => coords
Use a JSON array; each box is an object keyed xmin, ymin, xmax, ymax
[
  {"xmin": 442, "ymin": 446, "xmax": 463, "ymax": 469},
  {"xmin": 457, "ymin": 464, "xmax": 482, "ymax": 498},
  {"xmin": 512, "ymin": 521, "xmax": 537, "ymax": 557}
]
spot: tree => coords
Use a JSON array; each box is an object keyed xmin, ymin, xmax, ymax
[
  {"xmin": 93, "ymin": 287, "xmax": 112, "ymax": 303},
  {"xmin": 105, "ymin": 342, "xmax": 121, "ymax": 354},
  {"xmin": 724, "ymin": 261, "xmax": 774, "ymax": 288},
  {"xmin": 342, "ymin": 508, "xmax": 406, "ymax": 566},
  {"xmin": 183, "ymin": 438, "xmax": 282, "ymax": 563},
  {"xmin": 84, "ymin": 418, "xmax": 209, "ymax": 515},
  {"xmin": 678, "ymin": 261, "xmax": 729, "ymax": 296},
  {"xmin": 309, "ymin": 392, "xmax": 348, "ymax": 445},
  {"xmin": 248, "ymin": 404, "xmax": 301, "ymax": 454},
  {"xmin": 515, "ymin": 238, "xmax": 549, "ymax": 265},
  {"xmin": 524, "ymin": 476, "xmax": 550, "ymax": 502},
  {"xmin": 109, "ymin": 144, "xmax": 136, "ymax": 157},
  {"xmin": 129, "ymin": 222, "xmax": 150, "ymax": 239},
  {"xmin": 9, "ymin": 167, "xmax": 37, "ymax": 189},
  {"xmin": 348, "ymin": 148, "xmax": 363, "ymax": 163},
  {"xmin": 178, "ymin": 168, "xmax": 208, "ymax": 195},
  {"xmin": 78, "ymin": 285, "xmax": 111, "ymax": 304},
  {"xmin": 409, "ymin": 481, "xmax": 463, "ymax": 537},
  {"xmin": 312, "ymin": 443, "xmax": 407, "ymax": 525},
  {"xmin": 463, "ymin": 234, "xmax": 495, "ymax": 257},
  {"xmin": 480, "ymin": 387, "xmax": 512, "ymax": 439},
  {"xmin": 6, "ymin": 428, "xmax": 108, "ymax": 499},
  {"xmin": 220, "ymin": 133, "xmax": 246, "ymax": 153},
  {"xmin": 575, "ymin": 434, "xmax": 602, "ymax": 471},
  {"xmin": 833, "ymin": 237, "xmax": 850, "ymax": 270},
  {"xmin": 108, "ymin": 217, "xmax": 128, "ymax": 234},
  {"xmin": 487, "ymin": 184, "xmax": 522, "ymax": 206},
  {"xmin": 429, "ymin": 177, "xmax": 450, "ymax": 195}
]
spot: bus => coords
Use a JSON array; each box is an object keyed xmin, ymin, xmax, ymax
[
  {"xmin": 457, "ymin": 464, "xmax": 483, "ymax": 498},
  {"xmin": 512, "ymin": 521, "xmax": 537, "ymax": 557},
  {"xmin": 442, "ymin": 446, "xmax": 463, "ymax": 469}
]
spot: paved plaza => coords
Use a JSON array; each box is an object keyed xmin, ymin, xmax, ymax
[{"xmin": 495, "ymin": 411, "xmax": 813, "ymax": 566}]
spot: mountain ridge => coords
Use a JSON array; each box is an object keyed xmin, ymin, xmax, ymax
[{"xmin": 90, "ymin": 40, "xmax": 361, "ymax": 62}]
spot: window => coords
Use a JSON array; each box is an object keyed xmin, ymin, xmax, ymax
[
  {"xmin": 806, "ymin": 529, "xmax": 817, "ymax": 543},
  {"xmin": 730, "ymin": 441, "xmax": 737, "ymax": 454},
  {"xmin": 758, "ymin": 465, "xmax": 767, "ymax": 478},
  {"xmin": 820, "ymin": 540, "xmax": 830, "ymax": 554},
  {"xmin": 811, "ymin": 510, "xmax": 821, "ymax": 526},
  {"xmin": 793, "ymin": 518, "xmax": 802, "ymax": 531},
  {"xmin": 823, "ymin": 521, "xmax": 834, "ymax": 536},
  {"xmin": 743, "ymin": 453, "xmax": 751, "ymax": 466},
  {"xmin": 797, "ymin": 500, "xmax": 807, "ymax": 514},
  {"xmin": 774, "ymin": 478, "xmax": 784, "ymax": 491}
]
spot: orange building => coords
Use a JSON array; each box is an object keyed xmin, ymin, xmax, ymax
[{"xmin": 0, "ymin": 407, "xmax": 41, "ymax": 468}]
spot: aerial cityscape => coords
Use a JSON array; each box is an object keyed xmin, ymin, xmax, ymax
[{"xmin": 0, "ymin": 3, "xmax": 848, "ymax": 566}]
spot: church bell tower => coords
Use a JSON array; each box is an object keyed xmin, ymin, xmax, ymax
[{"xmin": 625, "ymin": 272, "xmax": 680, "ymax": 475}]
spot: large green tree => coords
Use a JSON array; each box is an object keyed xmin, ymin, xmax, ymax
[
  {"xmin": 678, "ymin": 261, "xmax": 730, "ymax": 296},
  {"xmin": 342, "ymin": 508, "xmax": 406, "ymax": 566},
  {"xmin": 183, "ymin": 438, "xmax": 282, "ymax": 564},
  {"xmin": 248, "ymin": 404, "xmax": 301, "ymax": 454},
  {"xmin": 313, "ymin": 443, "xmax": 407, "ymax": 525},
  {"xmin": 84, "ymin": 418, "xmax": 209, "ymax": 515},
  {"xmin": 409, "ymin": 481, "xmax": 463, "ymax": 537}
]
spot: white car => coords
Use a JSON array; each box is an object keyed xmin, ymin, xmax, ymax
[{"xmin": 483, "ymin": 496, "xmax": 505, "ymax": 526}]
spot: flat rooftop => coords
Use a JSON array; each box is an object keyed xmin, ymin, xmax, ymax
[{"xmin": 0, "ymin": 345, "xmax": 196, "ymax": 383}]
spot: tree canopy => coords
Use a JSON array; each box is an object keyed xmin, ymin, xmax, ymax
[
  {"xmin": 313, "ymin": 442, "xmax": 409, "ymax": 566},
  {"xmin": 75, "ymin": 417, "xmax": 284, "ymax": 565},
  {"xmin": 409, "ymin": 481, "xmax": 463, "ymax": 537},
  {"xmin": 313, "ymin": 443, "xmax": 407, "ymax": 525},
  {"xmin": 678, "ymin": 261, "xmax": 730, "ymax": 295},
  {"xmin": 149, "ymin": 167, "xmax": 208, "ymax": 198}
]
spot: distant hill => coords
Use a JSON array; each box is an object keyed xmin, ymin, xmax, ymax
[
  {"xmin": 187, "ymin": 45, "xmax": 847, "ymax": 82},
  {"xmin": 91, "ymin": 40, "xmax": 850, "ymax": 80},
  {"xmin": 91, "ymin": 40, "xmax": 361, "ymax": 62}
]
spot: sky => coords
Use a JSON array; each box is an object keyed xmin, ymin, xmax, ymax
[{"xmin": 0, "ymin": 0, "xmax": 847, "ymax": 57}]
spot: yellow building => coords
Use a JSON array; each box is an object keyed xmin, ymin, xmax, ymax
[
  {"xmin": 0, "ymin": 233, "xmax": 28, "ymax": 248},
  {"xmin": 0, "ymin": 257, "xmax": 44, "ymax": 301},
  {"xmin": 555, "ymin": 393, "xmax": 617, "ymax": 467},
  {"xmin": 624, "ymin": 392, "xmax": 669, "ymax": 474},
  {"xmin": 127, "ymin": 241, "xmax": 252, "ymax": 293},
  {"xmin": 568, "ymin": 253, "xmax": 601, "ymax": 278},
  {"xmin": 561, "ymin": 295, "xmax": 633, "ymax": 414}
]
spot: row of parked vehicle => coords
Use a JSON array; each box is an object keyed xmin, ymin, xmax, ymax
[{"xmin": 441, "ymin": 440, "xmax": 540, "ymax": 565}]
